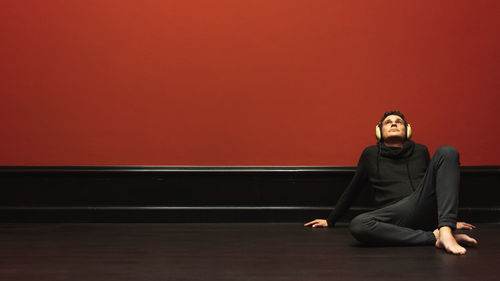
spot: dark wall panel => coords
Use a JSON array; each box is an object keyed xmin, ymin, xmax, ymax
[{"xmin": 1, "ymin": 166, "xmax": 498, "ymax": 223}]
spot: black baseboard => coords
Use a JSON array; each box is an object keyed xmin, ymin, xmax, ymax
[{"xmin": 1, "ymin": 166, "xmax": 499, "ymax": 223}]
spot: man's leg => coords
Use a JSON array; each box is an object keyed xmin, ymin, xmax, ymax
[
  {"xmin": 413, "ymin": 146, "xmax": 460, "ymax": 230},
  {"xmin": 349, "ymin": 146, "xmax": 461, "ymax": 246},
  {"xmin": 348, "ymin": 198, "xmax": 436, "ymax": 245},
  {"xmin": 348, "ymin": 205, "xmax": 476, "ymax": 250}
]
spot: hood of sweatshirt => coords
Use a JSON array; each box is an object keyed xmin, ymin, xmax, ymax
[
  {"xmin": 379, "ymin": 140, "xmax": 416, "ymax": 159},
  {"xmin": 376, "ymin": 140, "xmax": 417, "ymax": 194}
]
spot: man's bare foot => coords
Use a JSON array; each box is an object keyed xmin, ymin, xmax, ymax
[
  {"xmin": 435, "ymin": 226, "xmax": 467, "ymax": 255},
  {"xmin": 433, "ymin": 228, "xmax": 478, "ymax": 248}
]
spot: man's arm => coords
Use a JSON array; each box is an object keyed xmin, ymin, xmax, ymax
[{"xmin": 305, "ymin": 149, "xmax": 370, "ymax": 228}]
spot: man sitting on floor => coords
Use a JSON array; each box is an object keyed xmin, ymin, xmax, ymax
[{"xmin": 305, "ymin": 110, "xmax": 477, "ymax": 255}]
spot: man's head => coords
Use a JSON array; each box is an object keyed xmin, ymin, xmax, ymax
[{"xmin": 376, "ymin": 110, "xmax": 411, "ymax": 142}]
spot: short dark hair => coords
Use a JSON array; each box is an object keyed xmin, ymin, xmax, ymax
[{"xmin": 380, "ymin": 110, "xmax": 407, "ymax": 126}]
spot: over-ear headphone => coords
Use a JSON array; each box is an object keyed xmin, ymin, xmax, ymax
[{"xmin": 375, "ymin": 122, "xmax": 412, "ymax": 141}]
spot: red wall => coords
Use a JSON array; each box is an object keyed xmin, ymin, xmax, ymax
[{"xmin": 1, "ymin": 0, "xmax": 499, "ymax": 166}]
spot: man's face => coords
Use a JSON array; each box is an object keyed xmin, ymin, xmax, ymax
[{"xmin": 381, "ymin": 115, "xmax": 406, "ymax": 141}]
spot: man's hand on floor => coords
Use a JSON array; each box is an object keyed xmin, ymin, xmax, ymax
[
  {"xmin": 457, "ymin": 222, "xmax": 476, "ymax": 230},
  {"xmin": 304, "ymin": 219, "xmax": 329, "ymax": 228}
]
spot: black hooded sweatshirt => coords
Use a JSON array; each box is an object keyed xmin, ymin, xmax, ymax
[{"xmin": 326, "ymin": 140, "xmax": 430, "ymax": 227}]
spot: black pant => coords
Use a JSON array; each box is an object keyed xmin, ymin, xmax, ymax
[{"xmin": 349, "ymin": 146, "xmax": 460, "ymax": 246}]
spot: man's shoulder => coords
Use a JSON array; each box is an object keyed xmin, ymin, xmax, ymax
[{"xmin": 361, "ymin": 145, "xmax": 378, "ymax": 156}]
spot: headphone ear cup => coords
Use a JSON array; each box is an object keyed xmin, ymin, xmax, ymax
[
  {"xmin": 375, "ymin": 124, "xmax": 382, "ymax": 140},
  {"xmin": 406, "ymin": 123, "xmax": 412, "ymax": 139}
]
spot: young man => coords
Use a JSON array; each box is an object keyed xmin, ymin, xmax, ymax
[{"xmin": 305, "ymin": 111, "xmax": 477, "ymax": 255}]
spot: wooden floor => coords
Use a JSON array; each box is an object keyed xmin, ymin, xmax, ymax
[{"xmin": 0, "ymin": 223, "xmax": 498, "ymax": 281}]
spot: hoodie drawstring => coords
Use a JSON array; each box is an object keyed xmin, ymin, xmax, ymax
[{"xmin": 406, "ymin": 160, "xmax": 415, "ymax": 191}]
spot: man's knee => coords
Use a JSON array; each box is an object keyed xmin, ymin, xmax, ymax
[
  {"xmin": 349, "ymin": 214, "xmax": 375, "ymax": 242},
  {"xmin": 435, "ymin": 146, "xmax": 459, "ymax": 161}
]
